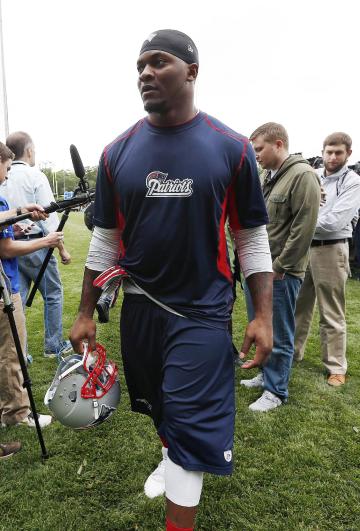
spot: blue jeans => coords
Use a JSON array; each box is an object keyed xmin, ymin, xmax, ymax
[
  {"xmin": 18, "ymin": 249, "xmax": 64, "ymax": 353},
  {"xmin": 245, "ymin": 274, "xmax": 302, "ymax": 400}
]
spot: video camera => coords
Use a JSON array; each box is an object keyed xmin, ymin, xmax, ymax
[
  {"xmin": 307, "ymin": 156, "xmax": 323, "ymax": 169},
  {"xmin": 349, "ymin": 162, "xmax": 360, "ymax": 175}
]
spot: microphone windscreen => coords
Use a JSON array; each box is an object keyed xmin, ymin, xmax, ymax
[{"xmin": 70, "ymin": 144, "xmax": 85, "ymax": 178}]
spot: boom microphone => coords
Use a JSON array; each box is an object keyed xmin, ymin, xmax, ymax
[
  {"xmin": 70, "ymin": 144, "xmax": 89, "ymax": 194},
  {"xmin": 70, "ymin": 144, "xmax": 85, "ymax": 178}
]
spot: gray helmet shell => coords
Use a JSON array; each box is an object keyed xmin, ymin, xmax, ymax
[{"xmin": 45, "ymin": 350, "xmax": 120, "ymax": 430}]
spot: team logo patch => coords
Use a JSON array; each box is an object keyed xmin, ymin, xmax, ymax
[
  {"xmin": 224, "ymin": 450, "xmax": 232, "ymax": 462},
  {"xmin": 146, "ymin": 171, "xmax": 193, "ymax": 198}
]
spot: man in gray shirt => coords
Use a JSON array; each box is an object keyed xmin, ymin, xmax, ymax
[{"xmin": 294, "ymin": 132, "xmax": 360, "ymax": 386}]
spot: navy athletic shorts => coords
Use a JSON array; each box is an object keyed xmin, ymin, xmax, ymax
[{"xmin": 120, "ymin": 294, "xmax": 235, "ymax": 475}]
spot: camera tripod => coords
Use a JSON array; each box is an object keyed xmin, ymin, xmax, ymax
[{"xmin": 0, "ymin": 259, "xmax": 49, "ymax": 460}]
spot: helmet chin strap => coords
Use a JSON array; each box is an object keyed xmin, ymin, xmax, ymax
[
  {"xmin": 58, "ymin": 358, "xmax": 84, "ymax": 380},
  {"xmin": 93, "ymin": 400, "xmax": 100, "ymax": 420}
]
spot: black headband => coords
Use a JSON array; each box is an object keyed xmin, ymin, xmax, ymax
[{"xmin": 139, "ymin": 29, "xmax": 199, "ymax": 65}]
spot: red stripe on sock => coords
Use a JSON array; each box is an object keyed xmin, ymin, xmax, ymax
[
  {"xmin": 166, "ymin": 518, "xmax": 193, "ymax": 531},
  {"xmin": 159, "ymin": 436, "xmax": 168, "ymax": 448}
]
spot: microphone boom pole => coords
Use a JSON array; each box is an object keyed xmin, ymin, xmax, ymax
[
  {"xmin": 26, "ymin": 146, "xmax": 92, "ymax": 307},
  {"xmin": 0, "ymin": 193, "xmax": 95, "ymax": 230}
]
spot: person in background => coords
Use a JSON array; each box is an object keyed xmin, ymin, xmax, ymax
[
  {"xmin": 0, "ymin": 441, "xmax": 21, "ymax": 459},
  {"xmin": 240, "ymin": 122, "xmax": 320, "ymax": 411},
  {"xmin": 0, "ymin": 141, "xmax": 63, "ymax": 428},
  {"xmin": 294, "ymin": 132, "xmax": 360, "ymax": 386},
  {"xmin": 352, "ymin": 213, "xmax": 360, "ymax": 279},
  {"xmin": 1, "ymin": 132, "xmax": 72, "ymax": 359}
]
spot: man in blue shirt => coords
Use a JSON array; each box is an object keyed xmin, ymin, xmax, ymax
[{"xmin": 70, "ymin": 30, "xmax": 273, "ymax": 531}]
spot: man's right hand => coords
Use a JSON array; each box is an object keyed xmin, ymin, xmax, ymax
[
  {"xmin": 240, "ymin": 316, "xmax": 273, "ymax": 369},
  {"xmin": 70, "ymin": 314, "xmax": 97, "ymax": 353},
  {"xmin": 43, "ymin": 231, "xmax": 64, "ymax": 248},
  {"xmin": 23, "ymin": 203, "xmax": 49, "ymax": 221},
  {"xmin": 70, "ymin": 267, "xmax": 103, "ymax": 353}
]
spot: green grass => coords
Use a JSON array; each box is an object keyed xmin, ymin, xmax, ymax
[{"xmin": 1, "ymin": 212, "xmax": 360, "ymax": 530}]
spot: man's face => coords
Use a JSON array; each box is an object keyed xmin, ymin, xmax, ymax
[
  {"xmin": 137, "ymin": 50, "xmax": 191, "ymax": 114},
  {"xmin": 251, "ymin": 135, "xmax": 280, "ymax": 170},
  {"xmin": 0, "ymin": 158, "xmax": 11, "ymax": 185},
  {"xmin": 322, "ymin": 143, "xmax": 351, "ymax": 175}
]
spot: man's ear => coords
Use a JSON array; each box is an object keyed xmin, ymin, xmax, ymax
[
  {"xmin": 25, "ymin": 146, "xmax": 33, "ymax": 160},
  {"xmin": 187, "ymin": 63, "xmax": 198, "ymax": 82}
]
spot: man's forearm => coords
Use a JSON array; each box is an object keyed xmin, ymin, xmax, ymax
[
  {"xmin": 0, "ymin": 207, "xmax": 18, "ymax": 221},
  {"xmin": 57, "ymin": 241, "xmax": 66, "ymax": 253},
  {"xmin": 0, "ymin": 238, "xmax": 51, "ymax": 258},
  {"xmin": 78, "ymin": 267, "xmax": 103, "ymax": 317},
  {"xmin": 246, "ymin": 272, "xmax": 273, "ymax": 319},
  {"xmin": 233, "ymin": 225, "xmax": 273, "ymax": 278}
]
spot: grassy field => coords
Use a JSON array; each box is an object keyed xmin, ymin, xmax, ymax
[{"xmin": 1, "ymin": 213, "xmax": 359, "ymax": 531}]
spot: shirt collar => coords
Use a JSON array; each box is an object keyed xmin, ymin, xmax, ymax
[
  {"xmin": 321, "ymin": 164, "xmax": 348, "ymax": 180},
  {"xmin": 11, "ymin": 160, "xmax": 29, "ymax": 167}
]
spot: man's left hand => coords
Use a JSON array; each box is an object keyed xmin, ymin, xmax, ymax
[
  {"xmin": 59, "ymin": 248, "xmax": 71, "ymax": 265},
  {"xmin": 240, "ymin": 317, "xmax": 273, "ymax": 369},
  {"xmin": 13, "ymin": 222, "xmax": 30, "ymax": 238}
]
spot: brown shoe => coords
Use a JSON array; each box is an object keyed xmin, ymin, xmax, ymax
[
  {"xmin": 0, "ymin": 441, "xmax": 22, "ymax": 460},
  {"xmin": 327, "ymin": 374, "xmax": 346, "ymax": 387}
]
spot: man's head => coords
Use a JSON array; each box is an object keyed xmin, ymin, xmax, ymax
[
  {"xmin": 0, "ymin": 142, "xmax": 14, "ymax": 185},
  {"xmin": 250, "ymin": 122, "xmax": 289, "ymax": 171},
  {"xmin": 322, "ymin": 132, "xmax": 352, "ymax": 175},
  {"xmin": 137, "ymin": 29, "xmax": 199, "ymax": 116},
  {"xmin": 6, "ymin": 131, "xmax": 35, "ymax": 166}
]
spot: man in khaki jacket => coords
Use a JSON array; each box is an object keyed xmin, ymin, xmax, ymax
[
  {"xmin": 240, "ymin": 122, "xmax": 320, "ymax": 411},
  {"xmin": 294, "ymin": 132, "xmax": 360, "ymax": 386}
]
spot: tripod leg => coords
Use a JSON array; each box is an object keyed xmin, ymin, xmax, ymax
[{"xmin": 0, "ymin": 288, "xmax": 49, "ymax": 460}]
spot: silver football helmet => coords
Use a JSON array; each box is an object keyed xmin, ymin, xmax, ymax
[{"xmin": 44, "ymin": 343, "xmax": 120, "ymax": 429}]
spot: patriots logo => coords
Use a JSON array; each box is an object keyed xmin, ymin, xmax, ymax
[{"xmin": 145, "ymin": 170, "xmax": 193, "ymax": 198}]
